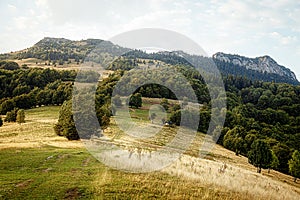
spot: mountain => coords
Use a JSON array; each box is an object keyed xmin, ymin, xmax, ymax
[
  {"xmin": 0, "ymin": 37, "xmax": 105, "ymax": 62},
  {"xmin": 0, "ymin": 37, "xmax": 299, "ymax": 85},
  {"xmin": 213, "ymin": 52, "xmax": 299, "ymax": 85},
  {"xmin": 125, "ymin": 50, "xmax": 299, "ymax": 85}
]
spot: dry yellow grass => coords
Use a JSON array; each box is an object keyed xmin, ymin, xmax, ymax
[
  {"xmin": 102, "ymin": 116, "xmax": 300, "ymax": 199},
  {"xmin": 12, "ymin": 58, "xmax": 82, "ymax": 70},
  {"xmin": 0, "ymin": 106, "xmax": 83, "ymax": 149},
  {"xmin": 163, "ymin": 154, "xmax": 300, "ymax": 200}
]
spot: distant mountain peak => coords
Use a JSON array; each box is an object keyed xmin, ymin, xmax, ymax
[{"xmin": 213, "ymin": 52, "xmax": 298, "ymax": 82}]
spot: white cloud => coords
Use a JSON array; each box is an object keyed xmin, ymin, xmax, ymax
[
  {"xmin": 7, "ymin": 4, "xmax": 17, "ymax": 12},
  {"xmin": 270, "ymin": 32, "xmax": 298, "ymax": 45}
]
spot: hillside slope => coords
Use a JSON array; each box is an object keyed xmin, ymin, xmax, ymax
[{"xmin": 0, "ymin": 105, "xmax": 299, "ymax": 199}]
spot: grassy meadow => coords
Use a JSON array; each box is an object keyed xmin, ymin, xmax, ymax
[{"xmin": 0, "ymin": 104, "xmax": 300, "ymax": 199}]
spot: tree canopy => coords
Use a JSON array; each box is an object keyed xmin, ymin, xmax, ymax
[
  {"xmin": 248, "ymin": 139, "xmax": 273, "ymax": 173},
  {"xmin": 288, "ymin": 150, "xmax": 300, "ymax": 182}
]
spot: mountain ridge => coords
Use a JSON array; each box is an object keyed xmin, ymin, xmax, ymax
[
  {"xmin": 213, "ymin": 52, "xmax": 297, "ymax": 81},
  {"xmin": 0, "ymin": 37, "xmax": 298, "ymax": 85}
]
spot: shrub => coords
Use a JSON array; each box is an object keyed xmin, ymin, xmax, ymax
[
  {"xmin": 4, "ymin": 108, "xmax": 18, "ymax": 122},
  {"xmin": 16, "ymin": 109, "xmax": 25, "ymax": 124}
]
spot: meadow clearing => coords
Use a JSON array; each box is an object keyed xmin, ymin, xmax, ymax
[{"xmin": 0, "ymin": 104, "xmax": 299, "ymax": 199}]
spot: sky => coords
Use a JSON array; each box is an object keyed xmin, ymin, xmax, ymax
[{"xmin": 0, "ymin": 0, "xmax": 300, "ymax": 80}]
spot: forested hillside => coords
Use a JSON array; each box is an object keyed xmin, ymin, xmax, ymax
[
  {"xmin": 0, "ymin": 40, "xmax": 300, "ymax": 179},
  {"xmin": 0, "ymin": 64, "xmax": 76, "ymax": 115},
  {"xmin": 94, "ymin": 59, "xmax": 300, "ymax": 176}
]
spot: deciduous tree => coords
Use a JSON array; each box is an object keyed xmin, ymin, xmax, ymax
[
  {"xmin": 288, "ymin": 150, "xmax": 300, "ymax": 182},
  {"xmin": 248, "ymin": 139, "xmax": 272, "ymax": 173}
]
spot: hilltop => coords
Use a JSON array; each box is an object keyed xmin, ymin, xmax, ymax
[{"xmin": 0, "ymin": 37, "xmax": 299, "ymax": 84}]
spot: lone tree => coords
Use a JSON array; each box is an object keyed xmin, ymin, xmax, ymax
[
  {"xmin": 16, "ymin": 109, "xmax": 25, "ymax": 124},
  {"xmin": 181, "ymin": 97, "xmax": 188, "ymax": 108},
  {"xmin": 288, "ymin": 150, "xmax": 300, "ymax": 182},
  {"xmin": 54, "ymin": 100, "xmax": 79, "ymax": 140},
  {"xmin": 248, "ymin": 139, "xmax": 272, "ymax": 173},
  {"xmin": 160, "ymin": 98, "xmax": 169, "ymax": 111},
  {"xmin": 55, "ymin": 99, "xmax": 112, "ymax": 140},
  {"xmin": 129, "ymin": 93, "xmax": 142, "ymax": 108},
  {"xmin": 149, "ymin": 112, "xmax": 156, "ymax": 123}
]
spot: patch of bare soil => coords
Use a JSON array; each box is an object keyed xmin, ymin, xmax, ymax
[
  {"xmin": 15, "ymin": 179, "xmax": 34, "ymax": 189},
  {"xmin": 64, "ymin": 187, "xmax": 82, "ymax": 200}
]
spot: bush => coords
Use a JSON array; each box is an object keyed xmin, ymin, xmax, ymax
[
  {"xmin": 4, "ymin": 108, "xmax": 18, "ymax": 122},
  {"xmin": 160, "ymin": 98, "xmax": 169, "ymax": 111},
  {"xmin": 16, "ymin": 109, "xmax": 25, "ymax": 124}
]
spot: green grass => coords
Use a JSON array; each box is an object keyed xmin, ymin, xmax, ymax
[
  {"xmin": 130, "ymin": 108, "xmax": 150, "ymax": 121},
  {"xmin": 0, "ymin": 147, "xmax": 97, "ymax": 199},
  {"xmin": 0, "ymin": 147, "xmax": 248, "ymax": 200},
  {"xmin": 25, "ymin": 106, "xmax": 60, "ymax": 119},
  {"xmin": 0, "ymin": 106, "xmax": 63, "ymax": 145}
]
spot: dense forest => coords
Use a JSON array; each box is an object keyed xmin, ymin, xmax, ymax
[
  {"xmin": 0, "ymin": 56, "xmax": 299, "ymax": 179},
  {"xmin": 0, "ymin": 62, "xmax": 76, "ymax": 115}
]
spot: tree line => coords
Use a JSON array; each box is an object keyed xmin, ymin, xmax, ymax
[{"xmin": 0, "ymin": 63, "xmax": 76, "ymax": 118}]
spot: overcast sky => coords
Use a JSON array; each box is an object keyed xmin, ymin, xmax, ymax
[{"xmin": 1, "ymin": 0, "xmax": 299, "ymax": 79}]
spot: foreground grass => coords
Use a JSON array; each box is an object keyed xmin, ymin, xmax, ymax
[
  {"xmin": 1, "ymin": 105, "xmax": 299, "ymax": 199},
  {"xmin": 0, "ymin": 147, "xmax": 96, "ymax": 199},
  {"xmin": 1, "ymin": 147, "xmax": 249, "ymax": 200}
]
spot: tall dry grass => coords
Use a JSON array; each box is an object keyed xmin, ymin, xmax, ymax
[{"xmin": 163, "ymin": 154, "xmax": 300, "ymax": 200}]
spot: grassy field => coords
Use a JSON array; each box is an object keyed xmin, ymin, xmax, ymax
[
  {"xmin": 12, "ymin": 58, "xmax": 82, "ymax": 70},
  {"xmin": 0, "ymin": 106, "xmax": 82, "ymax": 149},
  {"xmin": 0, "ymin": 105, "xmax": 300, "ymax": 199}
]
